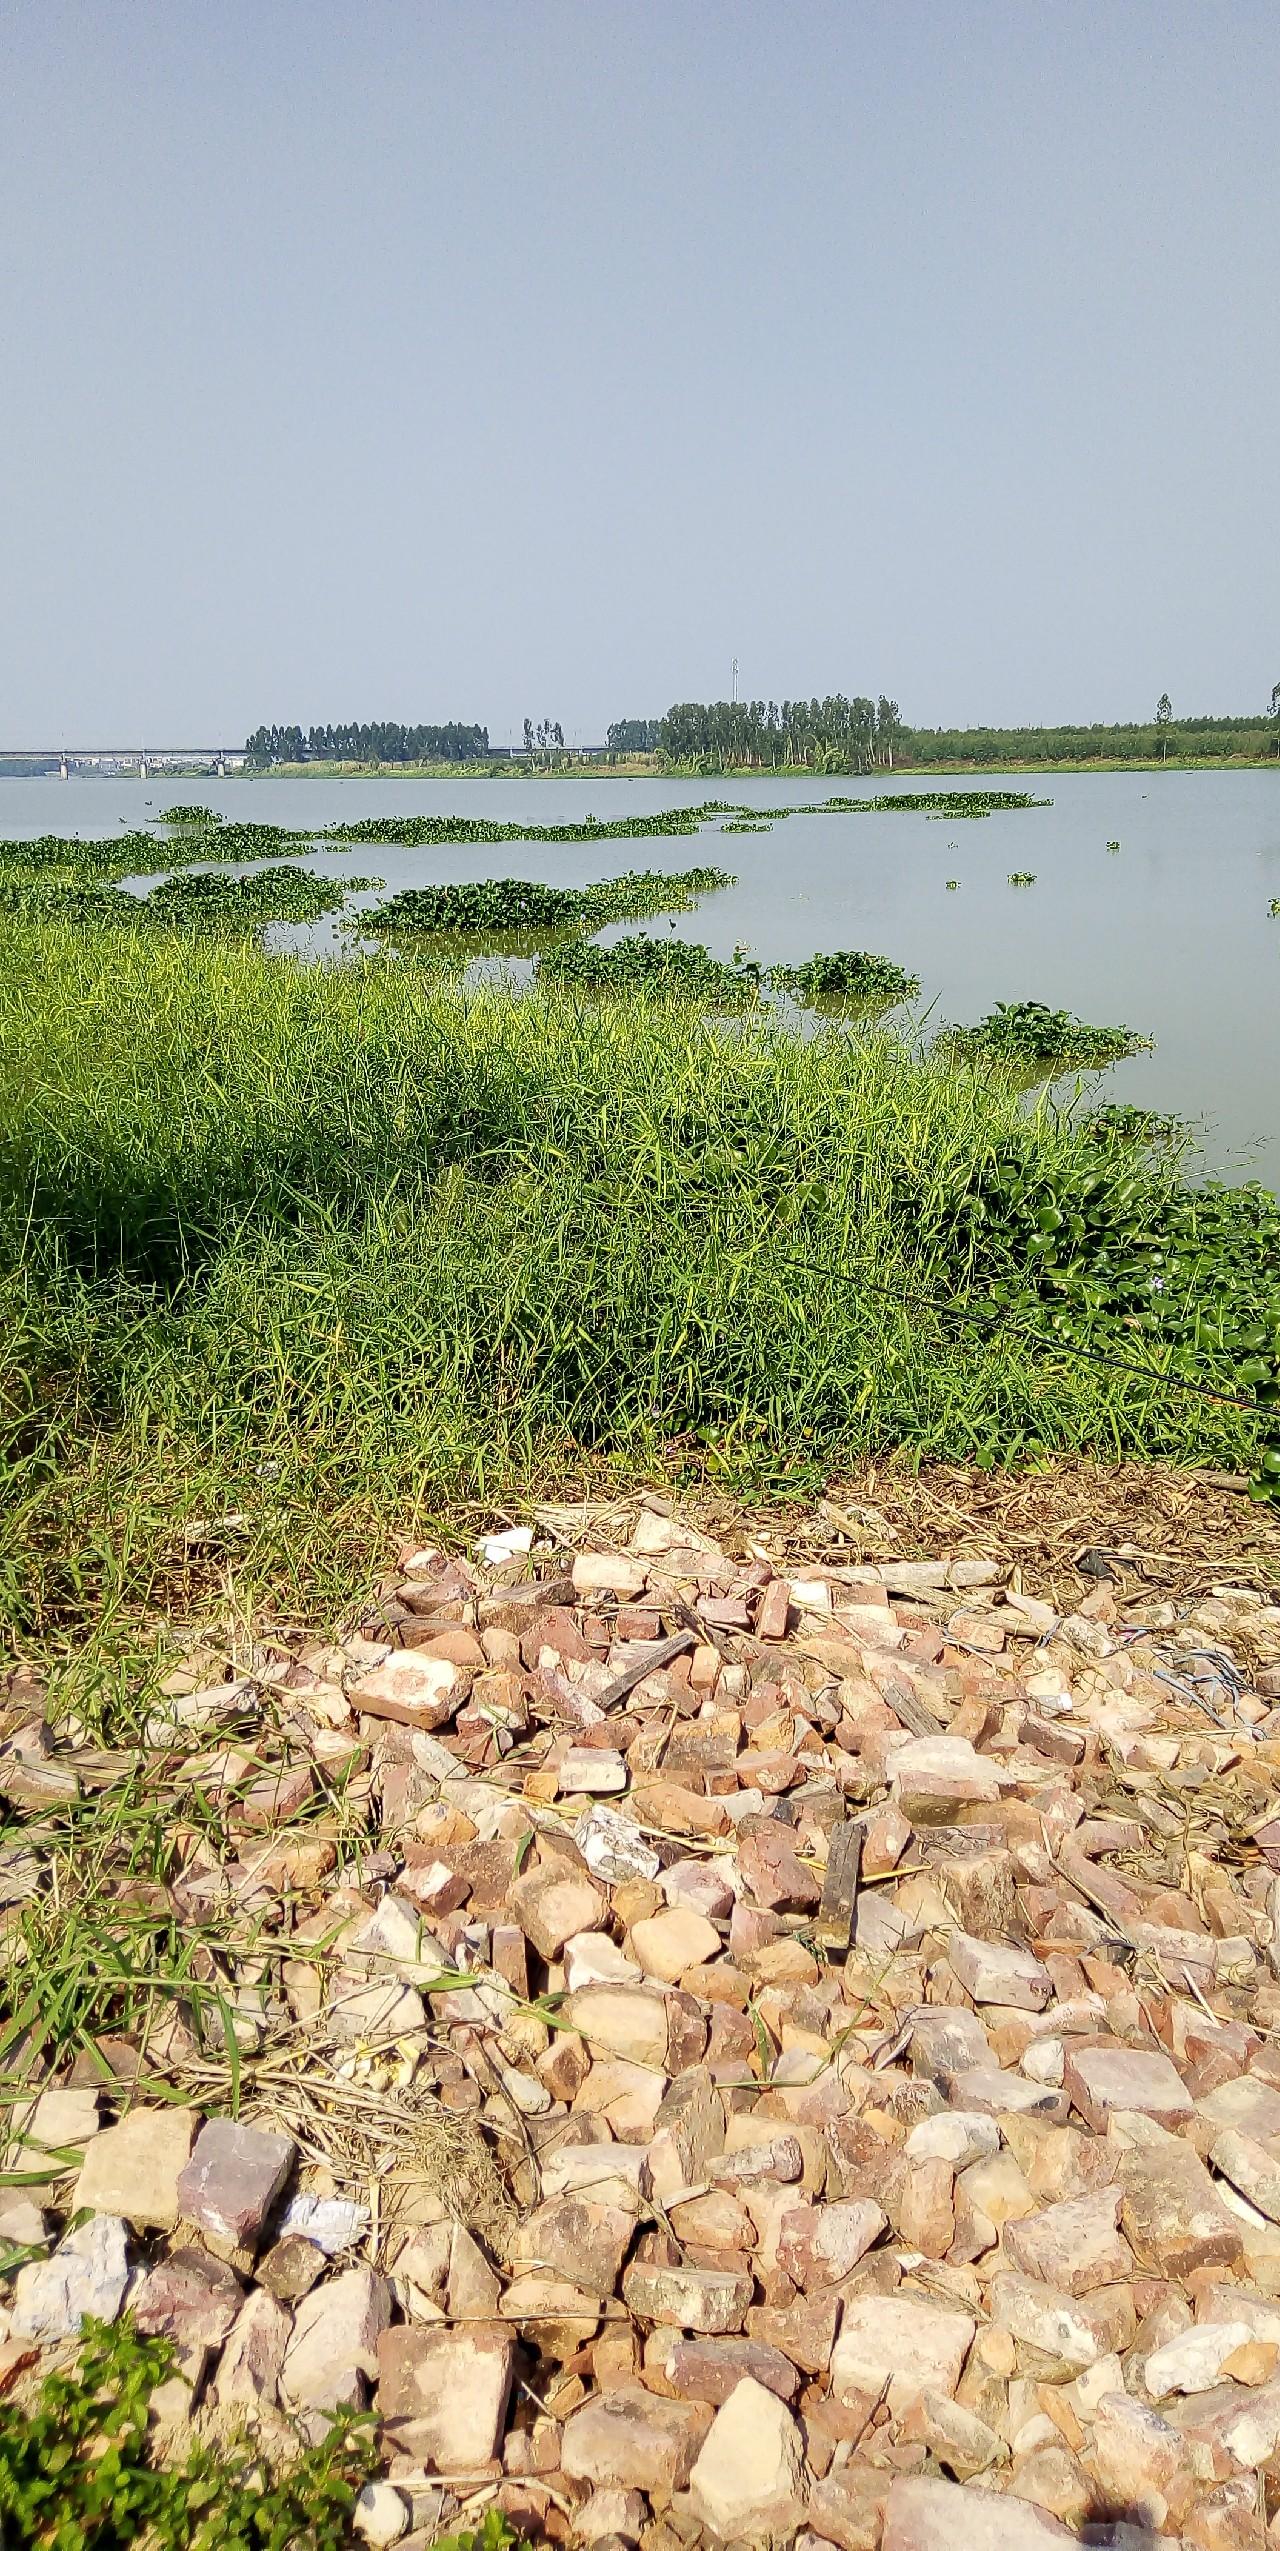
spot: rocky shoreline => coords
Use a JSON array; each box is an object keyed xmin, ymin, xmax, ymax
[{"xmin": 4, "ymin": 1495, "xmax": 1280, "ymax": 2549}]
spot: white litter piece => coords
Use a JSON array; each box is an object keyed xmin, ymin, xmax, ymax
[
  {"xmin": 278, "ymin": 2193, "xmax": 371, "ymax": 2254},
  {"xmin": 575, "ymin": 1801, "xmax": 661, "ymax": 1885},
  {"xmin": 477, "ymin": 1525, "xmax": 535, "ymax": 1565}
]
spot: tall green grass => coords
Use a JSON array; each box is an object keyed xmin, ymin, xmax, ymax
[{"xmin": 0, "ymin": 917, "xmax": 1266, "ymax": 1649}]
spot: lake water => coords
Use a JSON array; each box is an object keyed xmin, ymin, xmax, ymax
[{"xmin": 5, "ymin": 767, "xmax": 1279, "ymax": 1189}]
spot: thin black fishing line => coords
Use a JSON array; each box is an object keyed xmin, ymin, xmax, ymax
[{"xmin": 680, "ymin": 1222, "xmax": 1257, "ymax": 1413}]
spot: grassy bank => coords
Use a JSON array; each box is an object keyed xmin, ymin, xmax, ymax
[
  {"xmin": 255, "ymin": 753, "xmax": 1280, "ymax": 779},
  {"xmin": 659, "ymin": 755, "xmax": 1280, "ymax": 778},
  {"xmin": 2, "ymin": 917, "xmax": 1277, "ymax": 1659},
  {"xmin": 899, "ymin": 755, "xmax": 1280, "ymax": 775},
  {"xmin": 255, "ymin": 755, "xmax": 663, "ymax": 780}
]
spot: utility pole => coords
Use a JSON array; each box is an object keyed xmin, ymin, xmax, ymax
[{"xmin": 731, "ymin": 657, "xmax": 739, "ymax": 704}]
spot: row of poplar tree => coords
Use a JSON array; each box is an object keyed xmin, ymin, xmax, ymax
[{"xmin": 244, "ymin": 723, "xmax": 491, "ymax": 766}]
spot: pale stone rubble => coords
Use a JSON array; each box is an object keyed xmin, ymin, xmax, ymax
[{"xmin": 3, "ymin": 1506, "xmax": 1280, "ymax": 2548}]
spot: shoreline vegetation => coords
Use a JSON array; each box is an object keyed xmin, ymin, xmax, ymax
[
  {"xmin": 1, "ymin": 784, "xmax": 1278, "ymax": 1659},
  {"xmin": 8, "ymin": 707, "xmax": 1278, "ymax": 784},
  {"xmin": 234, "ymin": 695, "xmax": 1280, "ymax": 777},
  {"xmin": 239, "ymin": 748, "xmax": 1280, "ymax": 778},
  {"xmin": 7, "ymin": 689, "xmax": 1280, "ymax": 790},
  {"xmin": 2, "ymin": 901, "xmax": 1279, "ymax": 1654}
]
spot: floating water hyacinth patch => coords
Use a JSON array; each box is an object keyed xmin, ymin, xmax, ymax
[
  {"xmin": 947, "ymin": 1001, "xmax": 1154, "ymax": 1072},
  {"xmin": 769, "ymin": 948, "xmax": 920, "ymax": 1006},
  {"xmin": 142, "ymin": 865, "xmax": 377, "ymax": 929},
  {"xmin": 1008, "ymin": 871, "xmax": 1037, "ymax": 888},
  {"xmin": 1228, "ymin": 1314, "xmax": 1280, "ymax": 1502},
  {"xmin": 535, "ymin": 933, "xmax": 763, "ymax": 1004},
  {"xmin": 0, "ymin": 861, "xmax": 377, "ymax": 936},
  {"xmin": 317, "ymin": 789, "xmax": 1049, "ymax": 844},
  {"xmin": 329, "ymin": 806, "xmax": 722, "ymax": 847},
  {"xmin": 1084, "ymin": 1101, "xmax": 1188, "ymax": 1148},
  {"xmin": 0, "ymin": 875, "xmax": 144, "ymax": 924},
  {"xmin": 0, "ymin": 784, "xmax": 1052, "ymax": 912},
  {"xmin": 822, "ymin": 789, "xmax": 1050, "ymax": 817},
  {"xmin": 1107, "ymin": 839, "xmax": 1121, "ymax": 853},
  {"xmin": 356, "ymin": 867, "xmax": 733, "ymax": 940},
  {"xmin": 937, "ymin": 1136, "xmax": 1280, "ymax": 1485}
]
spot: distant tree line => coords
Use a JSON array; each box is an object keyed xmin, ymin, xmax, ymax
[
  {"xmin": 904, "ymin": 710, "xmax": 1280, "ymax": 766},
  {"xmin": 244, "ymin": 722, "xmax": 490, "ymax": 768},
  {"xmin": 655, "ymin": 696, "xmax": 903, "ymax": 772},
  {"xmin": 244, "ymin": 688, "xmax": 1280, "ymax": 775}
]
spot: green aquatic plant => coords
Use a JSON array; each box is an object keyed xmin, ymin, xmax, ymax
[
  {"xmin": 322, "ymin": 791, "xmax": 1049, "ymax": 842},
  {"xmin": 535, "ymin": 933, "xmax": 762, "ymax": 1003},
  {"xmin": 770, "ymin": 948, "xmax": 920, "ymax": 1006},
  {"xmin": 355, "ymin": 865, "xmax": 732, "ymax": 942},
  {"xmin": 0, "ymin": 822, "xmax": 309, "ymax": 884},
  {"xmin": 0, "ymin": 830, "xmax": 164, "ymax": 880},
  {"xmin": 946, "ymin": 879, "xmax": 959, "ymax": 891},
  {"xmin": 0, "ymin": 785, "xmax": 1048, "ymax": 906},
  {"xmin": 345, "ymin": 877, "xmax": 579, "ymax": 937},
  {"xmin": 0, "ymin": 788, "xmax": 1048, "ymax": 933},
  {"xmin": 1008, "ymin": 871, "xmax": 1037, "ymax": 887},
  {"xmin": 821, "ymin": 789, "xmax": 1050, "ymax": 817},
  {"xmin": 153, "ymin": 819, "xmax": 325, "ymax": 866},
  {"xmin": 0, "ymin": 864, "xmax": 374, "ymax": 938},
  {"xmin": 1083, "ymin": 1101, "xmax": 1189, "ymax": 1149},
  {"xmin": 142, "ymin": 865, "xmax": 377, "ymax": 931},
  {"xmin": 1269, "ymin": 898, "xmax": 1280, "ymax": 917},
  {"xmin": 582, "ymin": 866, "xmax": 732, "ymax": 921},
  {"xmin": 0, "ymin": 876, "xmax": 145, "ymax": 925},
  {"xmin": 939, "ymin": 1144, "xmax": 1280, "ymax": 1455},
  {"xmin": 947, "ymin": 1001, "xmax": 1154, "ymax": 1072},
  {"xmin": 1233, "ymin": 1312, "xmax": 1280, "ymax": 1502},
  {"xmin": 1107, "ymin": 839, "xmax": 1121, "ymax": 854},
  {"xmin": 328, "ymin": 806, "xmax": 723, "ymax": 848}
]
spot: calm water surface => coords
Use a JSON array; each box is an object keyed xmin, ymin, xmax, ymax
[{"xmin": 5, "ymin": 768, "xmax": 1279, "ymax": 1189}]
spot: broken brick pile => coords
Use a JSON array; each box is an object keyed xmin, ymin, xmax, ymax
[{"xmin": 5, "ymin": 1504, "xmax": 1280, "ymax": 2550}]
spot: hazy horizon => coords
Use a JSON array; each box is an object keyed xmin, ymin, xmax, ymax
[{"xmin": 2, "ymin": 0, "xmax": 1276, "ymax": 743}]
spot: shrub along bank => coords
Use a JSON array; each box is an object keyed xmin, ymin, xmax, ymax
[{"xmin": 0, "ymin": 914, "xmax": 1277, "ymax": 1648}]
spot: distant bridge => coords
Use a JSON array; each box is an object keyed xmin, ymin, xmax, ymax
[{"xmin": 0, "ymin": 746, "xmax": 247, "ymax": 778}]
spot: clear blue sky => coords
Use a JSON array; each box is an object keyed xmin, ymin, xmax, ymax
[{"xmin": 1, "ymin": 0, "xmax": 1275, "ymax": 742}]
